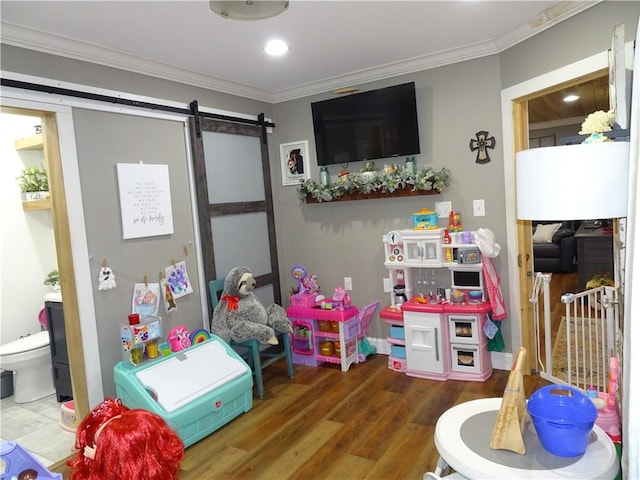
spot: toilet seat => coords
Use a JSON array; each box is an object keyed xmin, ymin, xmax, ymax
[{"xmin": 0, "ymin": 331, "xmax": 50, "ymax": 356}]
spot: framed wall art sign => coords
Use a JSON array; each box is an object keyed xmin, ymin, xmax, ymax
[
  {"xmin": 280, "ymin": 140, "xmax": 310, "ymax": 186},
  {"xmin": 116, "ymin": 163, "xmax": 174, "ymax": 239}
]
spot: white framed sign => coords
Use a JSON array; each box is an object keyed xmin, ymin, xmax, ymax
[{"xmin": 116, "ymin": 163, "xmax": 174, "ymax": 239}]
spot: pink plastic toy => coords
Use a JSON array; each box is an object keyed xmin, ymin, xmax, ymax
[
  {"xmin": 332, "ymin": 287, "xmax": 351, "ymax": 311},
  {"xmin": 167, "ymin": 326, "xmax": 191, "ymax": 352}
]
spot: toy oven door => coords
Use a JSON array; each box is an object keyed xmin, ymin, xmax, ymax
[
  {"xmin": 448, "ymin": 315, "xmax": 479, "ymax": 345},
  {"xmin": 450, "ymin": 343, "xmax": 481, "ymax": 374}
]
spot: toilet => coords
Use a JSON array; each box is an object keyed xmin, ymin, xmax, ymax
[{"xmin": 0, "ymin": 331, "xmax": 55, "ymax": 403}]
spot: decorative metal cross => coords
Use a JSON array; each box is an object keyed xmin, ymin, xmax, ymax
[{"xmin": 469, "ymin": 131, "xmax": 496, "ymax": 164}]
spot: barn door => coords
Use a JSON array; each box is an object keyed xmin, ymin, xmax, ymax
[{"xmin": 189, "ymin": 117, "xmax": 281, "ymax": 324}]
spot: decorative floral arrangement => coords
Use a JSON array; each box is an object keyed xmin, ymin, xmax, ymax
[
  {"xmin": 579, "ymin": 110, "xmax": 615, "ymax": 135},
  {"xmin": 298, "ymin": 165, "xmax": 451, "ymax": 202},
  {"xmin": 361, "ymin": 161, "xmax": 378, "ymax": 172}
]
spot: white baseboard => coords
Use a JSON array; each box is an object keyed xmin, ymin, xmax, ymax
[{"xmin": 369, "ymin": 337, "xmax": 512, "ymax": 371}]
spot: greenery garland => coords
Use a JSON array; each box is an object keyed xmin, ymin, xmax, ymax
[{"xmin": 298, "ymin": 166, "xmax": 451, "ymax": 202}]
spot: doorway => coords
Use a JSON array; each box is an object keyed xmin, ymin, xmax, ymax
[
  {"xmin": 526, "ymin": 74, "xmax": 610, "ymax": 367},
  {"xmin": 0, "ymin": 105, "xmax": 89, "ymax": 465}
]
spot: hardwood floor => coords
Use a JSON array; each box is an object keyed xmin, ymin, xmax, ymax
[{"xmin": 49, "ymin": 355, "xmax": 551, "ymax": 479}]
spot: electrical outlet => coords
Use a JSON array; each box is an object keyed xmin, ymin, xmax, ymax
[
  {"xmin": 344, "ymin": 277, "xmax": 353, "ymax": 291},
  {"xmin": 435, "ymin": 201, "xmax": 452, "ymax": 218},
  {"xmin": 473, "ymin": 199, "xmax": 485, "ymax": 217}
]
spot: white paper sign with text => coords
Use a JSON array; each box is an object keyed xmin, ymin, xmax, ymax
[{"xmin": 117, "ymin": 163, "xmax": 174, "ymax": 239}]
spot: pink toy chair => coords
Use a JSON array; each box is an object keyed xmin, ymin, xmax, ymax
[{"xmin": 357, "ymin": 300, "xmax": 380, "ymax": 362}]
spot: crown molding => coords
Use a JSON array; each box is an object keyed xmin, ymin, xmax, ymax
[
  {"xmin": 1, "ymin": 1, "xmax": 600, "ymax": 105},
  {"xmin": 0, "ymin": 22, "xmax": 276, "ymax": 104}
]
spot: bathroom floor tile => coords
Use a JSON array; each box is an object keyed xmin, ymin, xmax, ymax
[
  {"xmin": 1, "ymin": 395, "xmax": 74, "ymax": 467},
  {"xmin": 0, "ymin": 406, "xmax": 52, "ymax": 439},
  {"xmin": 19, "ymin": 393, "xmax": 61, "ymax": 421},
  {"xmin": 15, "ymin": 422, "xmax": 75, "ymax": 465}
]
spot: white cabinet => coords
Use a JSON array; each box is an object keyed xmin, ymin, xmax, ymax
[
  {"xmin": 383, "ymin": 228, "xmax": 444, "ymax": 308},
  {"xmin": 404, "ymin": 310, "xmax": 448, "ymax": 379},
  {"xmin": 401, "ymin": 229, "xmax": 443, "ymax": 266}
]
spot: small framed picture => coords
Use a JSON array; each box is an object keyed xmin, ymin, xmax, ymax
[{"xmin": 280, "ymin": 140, "xmax": 310, "ymax": 186}]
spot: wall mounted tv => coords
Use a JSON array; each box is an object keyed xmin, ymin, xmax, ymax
[{"xmin": 311, "ymin": 82, "xmax": 420, "ymax": 166}]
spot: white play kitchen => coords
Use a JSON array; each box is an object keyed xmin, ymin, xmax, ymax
[{"xmin": 381, "ymin": 214, "xmax": 494, "ymax": 382}]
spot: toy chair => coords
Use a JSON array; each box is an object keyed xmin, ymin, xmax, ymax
[
  {"xmin": 357, "ymin": 300, "xmax": 380, "ymax": 362},
  {"xmin": 208, "ymin": 279, "xmax": 294, "ymax": 398}
]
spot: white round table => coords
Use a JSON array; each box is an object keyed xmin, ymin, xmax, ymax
[{"xmin": 434, "ymin": 397, "xmax": 619, "ymax": 479}]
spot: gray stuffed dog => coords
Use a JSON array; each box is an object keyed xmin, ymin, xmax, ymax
[{"xmin": 211, "ymin": 266, "xmax": 293, "ymax": 345}]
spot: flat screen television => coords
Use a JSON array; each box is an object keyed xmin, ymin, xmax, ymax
[{"xmin": 311, "ymin": 82, "xmax": 420, "ymax": 166}]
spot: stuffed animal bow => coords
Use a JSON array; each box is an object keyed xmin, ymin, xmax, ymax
[{"xmin": 211, "ymin": 266, "xmax": 292, "ymax": 345}]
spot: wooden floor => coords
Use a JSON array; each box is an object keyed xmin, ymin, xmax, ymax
[{"xmin": 50, "ymin": 355, "xmax": 551, "ymax": 479}]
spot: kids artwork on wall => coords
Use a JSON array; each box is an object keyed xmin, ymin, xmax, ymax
[
  {"xmin": 161, "ymin": 277, "xmax": 177, "ymax": 314},
  {"xmin": 132, "ymin": 282, "xmax": 160, "ymax": 316},
  {"xmin": 97, "ymin": 264, "xmax": 117, "ymax": 291},
  {"xmin": 165, "ymin": 260, "xmax": 193, "ymax": 300}
]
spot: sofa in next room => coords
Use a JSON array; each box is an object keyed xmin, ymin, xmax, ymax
[{"xmin": 532, "ymin": 221, "xmax": 581, "ymax": 273}]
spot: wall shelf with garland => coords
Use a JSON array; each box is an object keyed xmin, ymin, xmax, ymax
[
  {"xmin": 304, "ymin": 185, "xmax": 439, "ymax": 203},
  {"xmin": 298, "ymin": 167, "xmax": 451, "ymax": 204}
]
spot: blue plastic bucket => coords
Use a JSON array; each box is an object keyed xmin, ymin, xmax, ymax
[{"xmin": 527, "ymin": 385, "xmax": 597, "ymax": 457}]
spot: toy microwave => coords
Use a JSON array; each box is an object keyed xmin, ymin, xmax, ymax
[{"xmin": 457, "ymin": 247, "xmax": 480, "ymax": 264}]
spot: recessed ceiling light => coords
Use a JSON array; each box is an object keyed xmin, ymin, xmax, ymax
[
  {"xmin": 563, "ymin": 94, "xmax": 579, "ymax": 103},
  {"xmin": 265, "ymin": 39, "xmax": 289, "ymax": 56}
]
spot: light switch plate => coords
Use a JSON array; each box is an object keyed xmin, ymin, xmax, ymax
[
  {"xmin": 435, "ymin": 201, "xmax": 452, "ymax": 218},
  {"xmin": 473, "ymin": 199, "xmax": 485, "ymax": 217}
]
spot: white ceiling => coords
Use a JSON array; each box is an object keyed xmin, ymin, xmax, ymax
[{"xmin": 0, "ymin": 1, "xmax": 599, "ymax": 103}]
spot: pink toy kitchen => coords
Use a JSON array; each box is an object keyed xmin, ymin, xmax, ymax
[{"xmin": 381, "ymin": 212, "xmax": 502, "ymax": 382}]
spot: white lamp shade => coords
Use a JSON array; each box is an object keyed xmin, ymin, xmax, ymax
[{"xmin": 516, "ymin": 142, "xmax": 630, "ymax": 220}]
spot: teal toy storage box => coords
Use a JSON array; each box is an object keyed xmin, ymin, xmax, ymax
[{"xmin": 114, "ymin": 335, "xmax": 252, "ymax": 447}]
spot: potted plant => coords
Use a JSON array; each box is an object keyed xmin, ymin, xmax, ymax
[
  {"xmin": 44, "ymin": 269, "xmax": 60, "ymax": 291},
  {"xmin": 17, "ymin": 165, "xmax": 49, "ymax": 201}
]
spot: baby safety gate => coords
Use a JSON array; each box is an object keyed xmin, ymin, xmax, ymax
[{"xmin": 530, "ymin": 272, "xmax": 620, "ymax": 394}]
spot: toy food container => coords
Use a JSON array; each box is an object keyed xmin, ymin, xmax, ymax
[
  {"xmin": 319, "ymin": 341, "xmax": 334, "ymax": 356},
  {"xmin": 318, "ymin": 320, "xmax": 330, "ymax": 332},
  {"xmin": 412, "ymin": 208, "xmax": 439, "ymax": 230},
  {"xmin": 468, "ymin": 290, "xmax": 483, "ymax": 303},
  {"xmin": 450, "ymin": 290, "xmax": 466, "ymax": 304}
]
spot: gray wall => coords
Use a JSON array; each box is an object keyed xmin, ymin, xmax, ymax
[
  {"xmin": 271, "ymin": 57, "xmax": 507, "ymax": 341},
  {"xmin": 500, "ymin": 2, "xmax": 639, "ymax": 89}
]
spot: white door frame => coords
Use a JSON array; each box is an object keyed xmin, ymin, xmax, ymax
[{"xmin": 500, "ymin": 43, "xmax": 634, "ymax": 366}]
